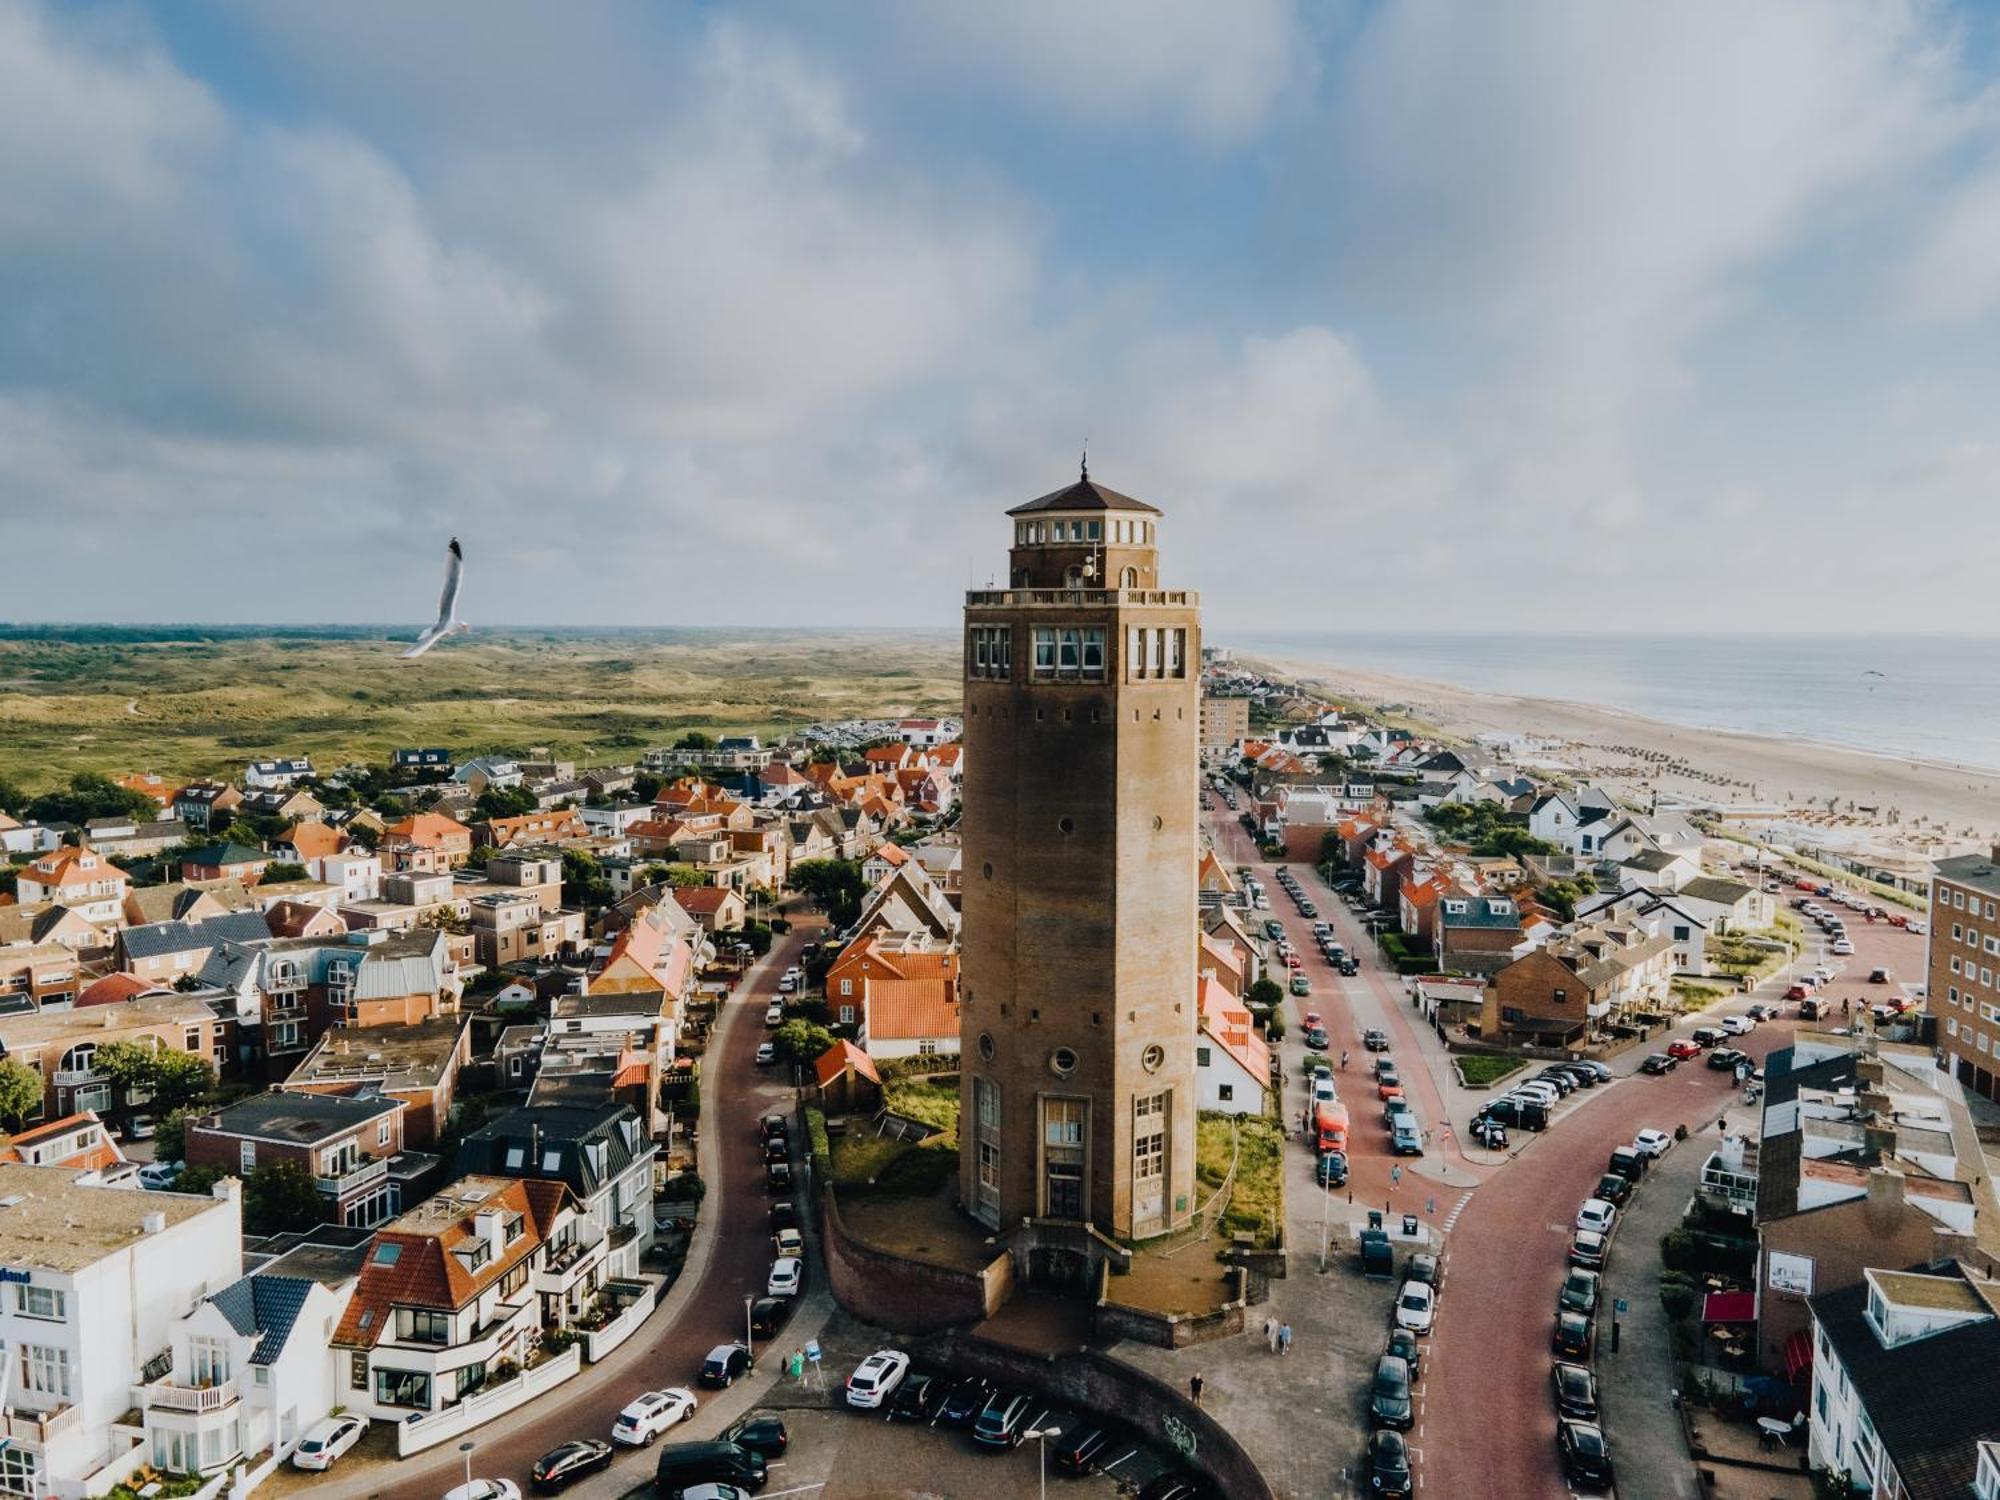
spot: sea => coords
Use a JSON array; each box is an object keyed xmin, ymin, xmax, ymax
[{"xmin": 1229, "ymin": 632, "xmax": 2000, "ymax": 774}]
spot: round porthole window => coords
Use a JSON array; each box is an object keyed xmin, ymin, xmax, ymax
[
  {"xmin": 982, "ymin": 861, "xmax": 994, "ymax": 879},
  {"xmin": 1142, "ymin": 1043, "xmax": 1165, "ymax": 1072},
  {"xmin": 1050, "ymin": 1047, "xmax": 1079, "ymax": 1078},
  {"xmin": 1057, "ymin": 816, "xmax": 1076, "ymax": 835},
  {"xmin": 1152, "ymin": 815, "xmax": 1164, "ymax": 831},
  {"xmin": 977, "ymin": 1032, "xmax": 996, "ymax": 1062}
]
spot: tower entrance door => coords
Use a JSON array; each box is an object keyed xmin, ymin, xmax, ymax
[{"xmin": 1133, "ymin": 1091, "xmax": 1168, "ymax": 1237}]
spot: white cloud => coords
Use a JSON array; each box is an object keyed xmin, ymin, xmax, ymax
[{"xmin": 1899, "ymin": 152, "xmax": 2000, "ymax": 323}]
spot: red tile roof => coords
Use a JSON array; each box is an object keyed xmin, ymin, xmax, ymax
[
  {"xmin": 77, "ymin": 973, "xmax": 159, "ymax": 1007},
  {"xmin": 864, "ymin": 976, "xmax": 959, "ymax": 1042},
  {"xmin": 814, "ymin": 1039, "xmax": 881, "ymax": 1088}
]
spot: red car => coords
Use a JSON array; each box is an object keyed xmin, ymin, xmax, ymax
[
  {"xmin": 1785, "ymin": 983, "xmax": 1812, "ymax": 1001},
  {"xmin": 1665, "ymin": 1040, "xmax": 1702, "ymax": 1061}
]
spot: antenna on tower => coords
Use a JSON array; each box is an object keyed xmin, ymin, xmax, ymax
[{"xmin": 1081, "ymin": 441, "xmax": 1089, "ymax": 482}]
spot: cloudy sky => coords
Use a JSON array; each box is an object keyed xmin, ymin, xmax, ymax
[{"xmin": 5, "ymin": 0, "xmax": 2000, "ymax": 635}]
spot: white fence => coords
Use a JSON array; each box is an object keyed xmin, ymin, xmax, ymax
[
  {"xmin": 395, "ymin": 1345, "xmax": 584, "ymax": 1457},
  {"xmin": 584, "ymin": 1276, "xmax": 663, "ymax": 1363}
]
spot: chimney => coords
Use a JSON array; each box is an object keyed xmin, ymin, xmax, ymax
[
  {"xmin": 1859, "ymin": 1089, "xmax": 1893, "ymax": 1118},
  {"xmin": 210, "ymin": 1176, "xmax": 242, "ymax": 1206},
  {"xmin": 1864, "ymin": 1168, "xmax": 1906, "ymax": 1230},
  {"xmin": 1862, "ymin": 1123, "xmax": 1898, "ymax": 1161},
  {"xmin": 1855, "ymin": 1057, "xmax": 1886, "ymax": 1088},
  {"xmin": 141, "ymin": 1211, "xmax": 167, "ymax": 1234},
  {"xmin": 475, "ymin": 1206, "xmax": 506, "ymax": 1256},
  {"xmin": 1991, "ymin": 842, "xmax": 2000, "ymax": 865}
]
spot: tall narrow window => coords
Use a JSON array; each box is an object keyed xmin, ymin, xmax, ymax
[
  {"xmin": 1033, "ymin": 628, "xmax": 1057, "ymax": 675},
  {"xmin": 1168, "ymin": 629, "xmax": 1185, "ymax": 677},
  {"xmin": 1148, "ymin": 629, "xmax": 1164, "ymax": 675},
  {"xmin": 1058, "ymin": 628, "xmax": 1081, "ymax": 671}
]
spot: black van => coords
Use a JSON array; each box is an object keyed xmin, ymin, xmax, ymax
[{"xmin": 653, "ymin": 1440, "xmax": 767, "ymax": 1494}]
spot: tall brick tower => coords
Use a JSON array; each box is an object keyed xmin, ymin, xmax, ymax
[{"xmin": 958, "ymin": 465, "xmax": 1200, "ymax": 1244}]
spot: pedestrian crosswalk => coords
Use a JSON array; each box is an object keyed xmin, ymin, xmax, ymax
[{"xmin": 1440, "ymin": 1188, "xmax": 1475, "ymax": 1234}]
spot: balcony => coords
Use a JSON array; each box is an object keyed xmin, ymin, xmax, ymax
[
  {"xmin": 52, "ymin": 1067, "xmax": 105, "ymax": 1088},
  {"xmin": 142, "ymin": 1378, "xmax": 239, "ymax": 1414},
  {"xmin": 965, "ymin": 588, "xmax": 1196, "ymax": 609},
  {"xmin": 316, "ymin": 1156, "xmax": 389, "ymax": 1196},
  {"xmin": 3, "ymin": 1403, "xmax": 81, "ymax": 1442}
]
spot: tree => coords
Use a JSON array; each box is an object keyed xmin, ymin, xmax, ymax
[
  {"xmin": 94, "ymin": 1041, "xmax": 215, "ymax": 1116},
  {"xmin": 562, "ymin": 849, "xmax": 611, "ymax": 910},
  {"xmin": 153, "ymin": 1108, "xmax": 196, "ymax": 1163},
  {"xmin": 475, "ymin": 785, "xmax": 538, "ymax": 820},
  {"xmin": 0, "ymin": 1059, "xmax": 42, "ymax": 1131},
  {"xmin": 261, "ymin": 861, "xmax": 309, "ymax": 883},
  {"xmin": 773, "ymin": 1019, "xmax": 834, "ymax": 1064},
  {"xmin": 23, "ymin": 772, "xmax": 159, "ymax": 827},
  {"xmin": 244, "ymin": 1162, "xmax": 325, "ymax": 1236},
  {"xmin": 742, "ymin": 919, "xmax": 774, "ymax": 957},
  {"xmin": 0, "ymin": 775, "xmax": 23, "ymax": 815},
  {"xmin": 789, "ymin": 858, "xmax": 866, "ymax": 928},
  {"xmin": 673, "ymin": 731, "xmax": 716, "ymax": 751},
  {"xmin": 173, "ymin": 1163, "xmax": 228, "ymax": 1198},
  {"xmin": 632, "ymin": 772, "xmax": 663, "ymax": 803},
  {"xmin": 640, "ymin": 862, "xmax": 705, "ymax": 889},
  {"xmin": 1246, "ymin": 977, "xmax": 1285, "ymax": 1011}
]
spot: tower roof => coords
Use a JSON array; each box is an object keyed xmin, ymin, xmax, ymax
[{"xmin": 1007, "ymin": 475, "xmax": 1161, "ymax": 517}]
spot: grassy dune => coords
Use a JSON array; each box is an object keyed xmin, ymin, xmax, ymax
[{"xmin": 0, "ymin": 627, "xmax": 960, "ymax": 791}]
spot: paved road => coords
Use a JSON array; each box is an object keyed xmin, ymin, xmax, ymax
[{"xmin": 300, "ymin": 918, "xmax": 822, "ymax": 1500}]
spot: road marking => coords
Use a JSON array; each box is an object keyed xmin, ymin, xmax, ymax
[
  {"xmin": 1101, "ymin": 1447, "xmax": 1140, "ymax": 1472},
  {"xmin": 761, "ymin": 1486, "xmax": 828, "ymax": 1497}
]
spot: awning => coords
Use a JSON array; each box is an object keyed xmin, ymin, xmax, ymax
[
  {"xmin": 1782, "ymin": 1330, "xmax": 1814, "ymax": 1380},
  {"xmin": 1702, "ymin": 1290, "xmax": 1757, "ymax": 1324}
]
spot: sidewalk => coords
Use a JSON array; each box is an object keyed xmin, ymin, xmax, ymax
[{"xmin": 1598, "ymin": 1120, "xmax": 1714, "ymax": 1500}]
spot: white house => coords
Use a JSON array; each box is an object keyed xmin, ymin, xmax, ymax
[
  {"xmin": 858, "ymin": 974, "xmax": 960, "ymax": 1063},
  {"xmin": 0, "ymin": 1166, "xmax": 243, "ymax": 1499},
  {"xmin": 311, "ymin": 851, "xmax": 383, "ymax": 904},
  {"xmin": 1195, "ymin": 976, "xmax": 1269, "ymax": 1117},
  {"xmin": 13, "ymin": 846, "xmax": 129, "ymax": 925},
  {"xmin": 1672, "ymin": 876, "xmax": 1775, "ymax": 934},
  {"xmin": 244, "ymin": 758, "xmax": 315, "ymax": 791},
  {"xmin": 136, "ymin": 1266, "xmax": 355, "ymax": 1479}
]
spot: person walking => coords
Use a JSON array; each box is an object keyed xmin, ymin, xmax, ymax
[
  {"xmin": 1263, "ymin": 1315, "xmax": 1279, "ymax": 1353},
  {"xmin": 1189, "ymin": 1372, "xmax": 1204, "ymax": 1406},
  {"xmin": 1279, "ymin": 1323, "xmax": 1293, "ymax": 1355}
]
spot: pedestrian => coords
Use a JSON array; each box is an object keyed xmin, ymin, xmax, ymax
[
  {"xmin": 1189, "ymin": 1372, "xmax": 1204, "ymax": 1406},
  {"xmin": 1279, "ymin": 1323, "xmax": 1293, "ymax": 1355},
  {"xmin": 1263, "ymin": 1315, "xmax": 1279, "ymax": 1353}
]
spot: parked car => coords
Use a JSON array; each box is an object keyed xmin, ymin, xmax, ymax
[
  {"xmin": 1471, "ymin": 1117, "xmax": 1509, "ymax": 1150},
  {"xmin": 1339, "ymin": 956, "xmax": 1360, "ymax": 976},
  {"xmin": 1665, "ymin": 1040, "xmax": 1702, "ymax": 1060},
  {"xmin": 137, "ymin": 1160, "xmax": 183, "ymax": 1191},
  {"xmin": 768, "ymin": 1201, "xmax": 800, "ymax": 1231},
  {"xmin": 1386, "ymin": 1326, "xmax": 1422, "ymax": 1381},
  {"xmin": 755, "ymin": 1042, "xmax": 777, "ymax": 1066},
  {"xmin": 764, "ymin": 1001, "xmax": 785, "ymax": 1026},
  {"xmin": 1640, "ymin": 1052, "xmax": 1678, "ymax": 1075},
  {"xmin": 1051, "ymin": 1426, "xmax": 1116, "ymax": 1475},
  {"xmin": 1558, "ymin": 1419, "xmax": 1615, "ymax": 1491},
  {"xmin": 938, "ymin": 1374, "xmax": 995, "ymax": 1426},
  {"xmin": 760, "ymin": 1114, "xmax": 789, "ymax": 1142},
  {"xmin": 293, "ymin": 1414, "xmax": 369, "ymax": 1471},
  {"xmin": 1689, "ymin": 1026, "xmax": 1726, "ymax": 1049},
  {"xmin": 1576, "ymin": 1199, "xmax": 1617, "ymax": 1235},
  {"xmin": 1366, "ymin": 1430, "xmax": 1413, "ymax": 1500},
  {"xmin": 1559, "ymin": 1269, "xmax": 1601, "ymax": 1316},
  {"xmin": 771, "ymin": 1227, "xmax": 803, "ymax": 1258},
  {"xmin": 972, "ymin": 1390, "xmax": 1036, "ymax": 1449},
  {"xmin": 767, "ymin": 1258, "xmax": 802, "ymax": 1297},
  {"xmin": 1391, "ymin": 1119, "xmax": 1424, "ymax": 1156},
  {"xmin": 845, "ymin": 1349, "xmax": 911, "ymax": 1410},
  {"xmin": 1315, "ymin": 1151, "xmax": 1350, "ymax": 1187},
  {"xmin": 748, "ymin": 1298, "xmax": 789, "ymax": 1339},
  {"xmin": 1719, "ymin": 1014, "xmax": 1755, "ymax": 1035},
  {"xmin": 1747, "ymin": 1003, "xmax": 1775, "ymax": 1021},
  {"xmin": 765, "ymin": 1161, "xmax": 793, "ymax": 1192},
  {"xmin": 1305, "ymin": 1027, "xmax": 1330, "ymax": 1052},
  {"xmin": 1552, "ymin": 1309, "xmax": 1594, "ymax": 1359},
  {"xmin": 1138, "ymin": 1471, "xmax": 1218, "ymax": 1500},
  {"xmin": 444, "ymin": 1482, "xmax": 521, "ymax": 1500},
  {"xmin": 650, "ymin": 1442, "xmax": 765, "ymax": 1496},
  {"xmin": 1633, "ymin": 1128, "xmax": 1674, "ymax": 1158},
  {"xmin": 529, "ymin": 1440, "xmax": 612, "ymax": 1492},
  {"xmin": 1370, "ymin": 1354, "xmax": 1415, "ymax": 1429},
  {"xmin": 1289, "ymin": 975, "xmax": 1311, "ymax": 996},
  {"xmin": 612, "ymin": 1388, "xmax": 697, "ymax": 1445},
  {"xmin": 888, "ymin": 1371, "xmax": 946, "ymax": 1422},
  {"xmin": 699, "ymin": 1343, "xmax": 754, "ymax": 1388},
  {"xmin": 1593, "ymin": 1172, "xmax": 1630, "ymax": 1207},
  {"xmin": 1707, "ymin": 1047, "xmax": 1750, "ymax": 1071},
  {"xmin": 1405, "ymin": 1252, "xmax": 1441, "ymax": 1289},
  {"xmin": 718, "ymin": 1416, "xmax": 787, "ymax": 1461},
  {"xmin": 1552, "ymin": 1362, "xmax": 1600, "ymax": 1422},
  {"xmin": 1394, "ymin": 1280, "xmax": 1436, "ymax": 1334},
  {"xmin": 1606, "ymin": 1146, "xmax": 1646, "ymax": 1182},
  {"xmin": 1832, "ymin": 938, "xmax": 1856, "ymax": 955},
  {"xmin": 1363, "ymin": 1028, "xmax": 1391, "ymax": 1051},
  {"xmin": 1568, "ymin": 1229, "xmax": 1607, "ymax": 1270}
]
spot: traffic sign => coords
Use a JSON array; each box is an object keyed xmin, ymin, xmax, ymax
[
  {"xmin": 805, "ymin": 1339, "xmax": 822, "ymax": 1364},
  {"xmin": 1614, "ymin": 1298, "xmax": 1629, "ymax": 1315}
]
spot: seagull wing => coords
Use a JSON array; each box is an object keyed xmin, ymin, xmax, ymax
[
  {"xmin": 437, "ymin": 537, "xmax": 464, "ymax": 625},
  {"xmin": 402, "ymin": 623, "xmax": 450, "ymax": 659}
]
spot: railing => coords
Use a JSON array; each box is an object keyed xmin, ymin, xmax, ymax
[
  {"xmin": 965, "ymin": 588, "xmax": 1197, "ymax": 608},
  {"xmin": 395, "ymin": 1344, "xmax": 583, "ymax": 1457},
  {"xmin": 315, "ymin": 1157, "xmax": 389, "ymax": 1196},
  {"xmin": 3, "ymin": 1402, "xmax": 81, "ymax": 1441},
  {"xmin": 145, "ymin": 1378, "xmax": 239, "ymax": 1414},
  {"xmin": 51, "ymin": 1068, "xmax": 104, "ymax": 1087}
]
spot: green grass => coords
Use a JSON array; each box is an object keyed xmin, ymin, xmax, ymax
[
  {"xmin": 1672, "ymin": 978, "xmax": 1730, "ymax": 1006},
  {"xmin": 0, "ymin": 627, "xmax": 959, "ymax": 792},
  {"xmin": 883, "ymin": 1077, "xmax": 960, "ymax": 1140},
  {"xmin": 830, "ymin": 1133, "xmax": 957, "ymax": 1197},
  {"xmin": 1196, "ymin": 1112, "xmax": 1283, "ymax": 1247},
  {"xmin": 1453, "ymin": 1053, "xmax": 1525, "ymax": 1088}
]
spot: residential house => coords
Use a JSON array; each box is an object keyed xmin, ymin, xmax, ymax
[
  {"xmin": 1482, "ymin": 922, "xmax": 1673, "ymax": 1047},
  {"xmin": 825, "ymin": 933, "xmax": 958, "ymax": 1029},
  {"xmin": 0, "ymin": 940, "xmax": 86, "ymax": 1012},
  {"xmin": 477, "ymin": 810, "xmax": 586, "ymax": 849},
  {"xmin": 450, "ymin": 756, "xmax": 523, "ymax": 795},
  {"xmin": 858, "ymin": 971, "xmax": 959, "ymax": 1062},
  {"xmin": 312, "ymin": 850, "xmax": 383, "ymax": 904},
  {"xmin": 15, "ymin": 846, "xmax": 129, "ymax": 925},
  {"xmin": 1195, "ymin": 975, "xmax": 1270, "ymax": 1116},
  {"xmin": 1806, "ymin": 1262, "xmax": 2000, "ymax": 1500},
  {"xmin": 0, "ymin": 993, "xmax": 227, "ymax": 1125},
  {"xmin": 470, "ymin": 893, "xmax": 585, "ymax": 969},
  {"xmin": 122, "ymin": 882, "xmax": 243, "ymax": 927},
  {"xmin": 241, "ymin": 787, "xmax": 324, "ymax": 823},
  {"xmin": 186, "ymin": 1091, "xmax": 408, "ymax": 1228},
  {"xmin": 582, "ymin": 767, "xmax": 636, "ymax": 800},
  {"xmin": 393, "ymin": 749, "xmax": 455, "ymax": 774},
  {"xmin": 173, "ymin": 782, "xmax": 244, "ymax": 832},
  {"xmin": 1577, "ymin": 887, "xmax": 1713, "ymax": 975},
  {"xmin": 281, "ymin": 1016, "xmax": 471, "ymax": 1146},
  {"xmin": 330, "ymin": 1176, "xmax": 595, "ymax": 1423},
  {"xmin": 80, "ymin": 817, "xmax": 189, "ymax": 860},
  {"xmin": 896, "ymin": 718, "xmax": 952, "ymax": 748},
  {"xmin": 812, "ymin": 1039, "xmax": 882, "ymax": 1113},
  {"xmin": 0, "ymin": 1165, "xmax": 242, "ymax": 1498},
  {"xmin": 670, "ymin": 885, "xmax": 745, "ymax": 934},
  {"xmin": 136, "ymin": 1264, "xmax": 355, "ymax": 1480},
  {"xmin": 276, "ymin": 820, "xmax": 348, "ymax": 866},
  {"xmin": 454, "ymin": 1103, "xmax": 656, "ymax": 1276},
  {"xmin": 851, "ymin": 863, "xmax": 959, "ymax": 943},
  {"xmin": 180, "ymin": 843, "xmax": 273, "ymax": 886},
  {"xmin": 0, "ymin": 904, "xmax": 108, "ymax": 959},
  {"xmin": 1672, "ymin": 875, "xmax": 1775, "ymax": 933},
  {"xmin": 860, "ymin": 841, "xmax": 909, "ymax": 887},
  {"xmin": 381, "ymin": 812, "xmax": 475, "ymax": 869},
  {"xmin": 1615, "ymin": 846, "xmax": 1701, "ymax": 894},
  {"xmin": 244, "ymin": 758, "xmax": 315, "ymax": 790},
  {"xmin": 1435, "ymin": 894, "xmax": 1526, "ymax": 977},
  {"xmin": 0, "ymin": 1112, "xmax": 129, "ymax": 1178},
  {"xmin": 1399, "ymin": 872, "xmax": 1457, "ymax": 946},
  {"xmin": 113, "ymin": 773, "xmax": 181, "ymax": 810},
  {"xmin": 118, "ymin": 908, "xmax": 277, "ymax": 984}
]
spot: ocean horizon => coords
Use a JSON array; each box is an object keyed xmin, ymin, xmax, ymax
[{"xmin": 1230, "ymin": 631, "xmax": 2000, "ymax": 775}]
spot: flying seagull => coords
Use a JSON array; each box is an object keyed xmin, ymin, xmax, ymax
[{"xmin": 402, "ymin": 537, "xmax": 468, "ymax": 658}]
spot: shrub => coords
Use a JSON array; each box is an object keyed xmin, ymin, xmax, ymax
[
  {"xmin": 1660, "ymin": 1228, "xmax": 1699, "ymax": 1273},
  {"xmin": 1659, "ymin": 1279, "xmax": 1697, "ymax": 1321}
]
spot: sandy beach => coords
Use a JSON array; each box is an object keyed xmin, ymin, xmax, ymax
[{"xmin": 1246, "ymin": 652, "xmax": 2000, "ymax": 853}]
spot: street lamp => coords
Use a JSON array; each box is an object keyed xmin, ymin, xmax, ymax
[
  {"xmin": 744, "ymin": 1294, "xmax": 755, "ymax": 1359},
  {"xmin": 457, "ymin": 1440, "xmax": 475, "ymax": 1495},
  {"xmin": 1023, "ymin": 1426, "xmax": 1063, "ymax": 1500}
]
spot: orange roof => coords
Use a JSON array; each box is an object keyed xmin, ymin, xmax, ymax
[
  {"xmin": 813, "ymin": 1039, "xmax": 881, "ymax": 1088},
  {"xmin": 283, "ymin": 821, "xmax": 348, "ymax": 862},
  {"xmin": 115, "ymin": 773, "xmax": 180, "ymax": 808},
  {"xmin": 864, "ymin": 975, "xmax": 959, "ymax": 1041},
  {"xmin": 864, "ymin": 745, "xmax": 910, "ymax": 766},
  {"xmin": 335, "ymin": 1177, "xmax": 568, "ymax": 1346},
  {"xmin": 21, "ymin": 845, "xmax": 127, "ymax": 890},
  {"xmin": 672, "ymin": 886, "xmax": 739, "ymax": 915},
  {"xmin": 612, "ymin": 1048, "xmax": 651, "ymax": 1089},
  {"xmin": 870, "ymin": 843, "xmax": 909, "ymax": 868},
  {"xmin": 928, "ymin": 744, "xmax": 962, "ymax": 767},
  {"xmin": 384, "ymin": 812, "xmax": 472, "ymax": 847},
  {"xmin": 0, "ymin": 1112, "xmax": 124, "ymax": 1172},
  {"xmin": 1199, "ymin": 974, "xmax": 1271, "ymax": 1084},
  {"xmin": 77, "ymin": 972, "xmax": 159, "ymax": 1007},
  {"xmin": 828, "ymin": 936, "xmax": 958, "ymax": 988}
]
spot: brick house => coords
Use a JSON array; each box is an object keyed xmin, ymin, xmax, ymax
[
  {"xmin": 669, "ymin": 885, "xmax": 746, "ymax": 934},
  {"xmin": 281, "ymin": 1016, "xmax": 470, "ymax": 1146},
  {"xmin": 1482, "ymin": 922, "xmax": 1672, "ymax": 1047},
  {"xmin": 380, "ymin": 812, "xmax": 475, "ymax": 869},
  {"xmin": 15, "ymin": 845, "xmax": 130, "ymax": 924},
  {"xmin": 1435, "ymin": 894, "xmax": 1526, "ymax": 976},
  {"xmin": 185, "ymin": 1090, "xmax": 407, "ymax": 1227}
]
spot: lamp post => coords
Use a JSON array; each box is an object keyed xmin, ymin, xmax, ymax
[
  {"xmin": 745, "ymin": 1294, "xmax": 755, "ymax": 1358},
  {"xmin": 457, "ymin": 1441, "xmax": 475, "ymax": 1495},
  {"xmin": 1023, "ymin": 1426, "xmax": 1063, "ymax": 1500}
]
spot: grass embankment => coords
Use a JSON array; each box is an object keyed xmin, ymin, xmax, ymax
[
  {"xmin": 1195, "ymin": 1112, "xmax": 1283, "ymax": 1247},
  {"xmin": 828, "ymin": 1076, "xmax": 959, "ymax": 1198},
  {"xmin": 1671, "ymin": 979, "xmax": 1731, "ymax": 1007},
  {"xmin": 1453, "ymin": 1053, "xmax": 1525, "ymax": 1088},
  {"xmin": 0, "ymin": 628, "xmax": 959, "ymax": 792}
]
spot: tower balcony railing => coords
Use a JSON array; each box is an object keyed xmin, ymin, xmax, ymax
[{"xmin": 965, "ymin": 588, "xmax": 1196, "ymax": 609}]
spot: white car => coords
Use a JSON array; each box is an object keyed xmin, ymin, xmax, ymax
[
  {"xmin": 844, "ymin": 1348, "xmax": 911, "ymax": 1409},
  {"xmin": 1576, "ymin": 1198, "xmax": 1618, "ymax": 1235},
  {"xmin": 1832, "ymin": 939, "xmax": 1856, "ymax": 955},
  {"xmin": 1394, "ymin": 1280, "xmax": 1436, "ymax": 1334},
  {"xmin": 1632, "ymin": 1129, "xmax": 1673, "ymax": 1158},
  {"xmin": 1311, "ymin": 1077, "xmax": 1338, "ymax": 1105},
  {"xmin": 767, "ymin": 1256, "xmax": 802, "ymax": 1297},
  {"xmin": 1719, "ymin": 1015, "xmax": 1755, "ymax": 1036},
  {"xmin": 1907, "ymin": 920, "xmax": 1929, "ymax": 936},
  {"xmin": 443, "ymin": 1483, "xmax": 520, "ymax": 1500},
  {"xmin": 611, "ymin": 1387, "xmax": 698, "ymax": 1446},
  {"xmin": 292, "ymin": 1413, "xmax": 369, "ymax": 1470},
  {"xmin": 137, "ymin": 1160, "xmax": 183, "ymax": 1191},
  {"xmin": 764, "ymin": 1001, "xmax": 785, "ymax": 1026},
  {"xmin": 755, "ymin": 1042, "xmax": 777, "ymax": 1066}
]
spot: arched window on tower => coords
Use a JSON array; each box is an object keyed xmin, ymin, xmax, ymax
[{"xmin": 1121, "ymin": 567, "xmax": 1138, "ymax": 588}]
